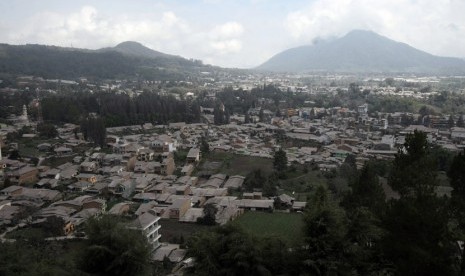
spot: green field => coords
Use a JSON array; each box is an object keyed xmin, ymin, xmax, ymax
[
  {"xmin": 159, "ymin": 219, "xmax": 214, "ymax": 243},
  {"xmin": 200, "ymin": 152, "xmax": 274, "ymax": 176},
  {"xmin": 232, "ymin": 211, "xmax": 304, "ymax": 246}
]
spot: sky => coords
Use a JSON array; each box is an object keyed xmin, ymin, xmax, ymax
[{"xmin": 1, "ymin": 0, "xmax": 465, "ymax": 68}]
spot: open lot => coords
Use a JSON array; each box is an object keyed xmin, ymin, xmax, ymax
[
  {"xmin": 232, "ymin": 211, "xmax": 304, "ymax": 246},
  {"xmin": 159, "ymin": 219, "xmax": 214, "ymax": 243},
  {"xmin": 199, "ymin": 152, "xmax": 274, "ymax": 176}
]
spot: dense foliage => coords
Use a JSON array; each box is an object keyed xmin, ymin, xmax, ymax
[
  {"xmin": 189, "ymin": 131, "xmax": 465, "ymax": 275},
  {"xmin": 79, "ymin": 215, "xmax": 152, "ymax": 276},
  {"xmin": 0, "ymin": 43, "xmax": 206, "ymax": 80}
]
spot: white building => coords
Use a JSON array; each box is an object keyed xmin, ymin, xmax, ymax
[{"xmin": 129, "ymin": 210, "xmax": 162, "ymax": 250}]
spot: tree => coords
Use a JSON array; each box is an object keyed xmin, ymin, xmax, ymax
[
  {"xmin": 273, "ymin": 148, "xmax": 287, "ymax": 172},
  {"xmin": 200, "ymin": 135, "xmax": 210, "ymax": 155},
  {"xmin": 187, "ymin": 225, "xmax": 292, "ymax": 275},
  {"xmin": 258, "ymin": 108, "xmax": 264, "ymax": 122},
  {"xmin": 262, "ymin": 175, "xmax": 278, "ymax": 197},
  {"xmin": 457, "ymin": 114, "xmax": 465, "ymax": 127},
  {"xmin": 79, "ymin": 215, "xmax": 152, "ymax": 276},
  {"xmin": 448, "ymin": 149, "xmax": 465, "ymax": 273},
  {"xmin": 37, "ymin": 123, "xmax": 58, "ymax": 138},
  {"xmin": 244, "ymin": 169, "xmax": 266, "ymax": 191},
  {"xmin": 244, "ymin": 112, "xmax": 251, "ymax": 124},
  {"xmin": 301, "ymin": 186, "xmax": 349, "ymax": 275},
  {"xmin": 197, "ymin": 203, "xmax": 217, "ymax": 225},
  {"xmin": 81, "ymin": 116, "xmax": 106, "ymax": 147},
  {"xmin": 383, "ymin": 130, "xmax": 455, "ymax": 275},
  {"xmin": 187, "ymin": 225, "xmax": 266, "ymax": 275},
  {"xmin": 388, "ymin": 130, "xmax": 437, "ymax": 197},
  {"xmin": 342, "ymin": 163, "xmax": 386, "ymax": 216},
  {"xmin": 448, "ymin": 115, "xmax": 455, "ymax": 129}
]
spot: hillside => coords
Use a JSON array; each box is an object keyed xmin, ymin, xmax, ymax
[
  {"xmin": 0, "ymin": 42, "xmax": 208, "ymax": 80},
  {"xmin": 257, "ymin": 30, "xmax": 465, "ymax": 74}
]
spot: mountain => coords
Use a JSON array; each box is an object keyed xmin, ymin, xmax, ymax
[
  {"xmin": 101, "ymin": 41, "xmax": 176, "ymax": 59},
  {"xmin": 0, "ymin": 42, "xmax": 209, "ymax": 80},
  {"xmin": 257, "ymin": 30, "xmax": 465, "ymax": 74}
]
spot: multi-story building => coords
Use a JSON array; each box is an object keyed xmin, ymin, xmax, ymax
[{"xmin": 129, "ymin": 210, "xmax": 161, "ymax": 250}]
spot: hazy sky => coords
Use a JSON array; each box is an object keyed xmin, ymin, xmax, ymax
[{"xmin": 1, "ymin": 0, "xmax": 464, "ymax": 68}]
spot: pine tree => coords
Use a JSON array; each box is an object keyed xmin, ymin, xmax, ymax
[
  {"xmin": 457, "ymin": 114, "xmax": 465, "ymax": 127},
  {"xmin": 273, "ymin": 148, "xmax": 288, "ymax": 172}
]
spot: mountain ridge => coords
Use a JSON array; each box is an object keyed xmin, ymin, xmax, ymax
[
  {"xmin": 100, "ymin": 41, "xmax": 178, "ymax": 59},
  {"xmin": 0, "ymin": 41, "xmax": 210, "ymax": 80},
  {"xmin": 257, "ymin": 30, "xmax": 465, "ymax": 74}
]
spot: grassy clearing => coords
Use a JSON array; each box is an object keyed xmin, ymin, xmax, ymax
[
  {"xmin": 201, "ymin": 152, "xmax": 274, "ymax": 176},
  {"xmin": 232, "ymin": 211, "xmax": 304, "ymax": 246},
  {"xmin": 5, "ymin": 227, "xmax": 49, "ymax": 240},
  {"xmin": 279, "ymin": 168, "xmax": 328, "ymax": 201},
  {"xmin": 159, "ymin": 219, "xmax": 214, "ymax": 243}
]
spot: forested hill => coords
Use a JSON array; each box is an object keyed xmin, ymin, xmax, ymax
[
  {"xmin": 0, "ymin": 42, "xmax": 210, "ymax": 80},
  {"xmin": 257, "ymin": 30, "xmax": 465, "ymax": 74}
]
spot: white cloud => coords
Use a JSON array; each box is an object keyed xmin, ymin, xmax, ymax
[
  {"xmin": 1, "ymin": 6, "xmax": 247, "ymax": 67},
  {"xmin": 1, "ymin": 1, "xmax": 465, "ymax": 68},
  {"xmin": 284, "ymin": 0, "xmax": 465, "ymax": 58},
  {"xmin": 210, "ymin": 39, "xmax": 242, "ymax": 53},
  {"xmin": 210, "ymin": 21, "xmax": 244, "ymax": 39}
]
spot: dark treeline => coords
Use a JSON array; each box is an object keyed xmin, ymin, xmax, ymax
[
  {"xmin": 38, "ymin": 91, "xmax": 201, "ymax": 127},
  {"xmin": 187, "ymin": 131, "xmax": 465, "ymax": 275}
]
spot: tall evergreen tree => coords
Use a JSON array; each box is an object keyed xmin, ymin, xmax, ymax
[
  {"xmin": 273, "ymin": 148, "xmax": 288, "ymax": 172},
  {"xmin": 301, "ymin": 186, "xmax": 349, "ymax": 275},
  {"xmin": 383, "ymin": 130, "xmax": 455, "ymax": 275},
  {"xmin": 457, "ymin": 114, "xmax": 465, "ymax": 127},
  {"xmin": 448, "ymin": 149, "xmax": 465, "ymax": 273}
]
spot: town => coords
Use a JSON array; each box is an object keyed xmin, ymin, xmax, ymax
[{"xmin": 1, "ymin": 71, "xmax": 465, "ymax": 274}]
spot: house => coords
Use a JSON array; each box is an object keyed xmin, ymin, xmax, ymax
[
  {"xmin": 275, "ymin": 194, "xmax": 295, "ymax": 209},
  {"xmin": 200, "ymin": 174, "xmax": 226, "ymax": 189},
  {"xmin": 52, "ymin": 195, "xmax": 94, "ymax": 211},
  {"xmin": 0, "ymin": 185, "xmax": 23, "ymax": 197},
  {"xmin": 137, "ymin": 148, "xmax": 155, "ymax": 161},
  {"xmin": 133, "ymin": 193, "xmax": 158, "ymax": 202},
  {"xmin": 181, "ymin": 164, "xmax": 194, "ymax": 176},
  {"xmin": 161, "ymin": 157, "xmax": 175, "ymax": 175},
  {"xmin": 169, "ymin": 198, "xmax": 191, "ymax": 220},
  {"xmin": 68, "ymin": 181, "xmax": 93, "ymax": 192},
  {"xmin": 292, "ymin": 201, "xmax": 307, "ymax": 212},
  {"xmin": 180, "ymin": 208, "xmax": 204, "ymax": 223},
  {"xmin": 37, "ymin": 143, "xmax": 52, "ymax": 151},
  {"xmin": 75, "ymin": 173, "xmax": 97, "ymax": 184},
  {"xmin": 108, "ymin": 202, "xmax": 132, "ymax": 215},
  {"xmin": 80, "ymin": 161, "xmax": 98, "ymax": 173},
  {"xmin": 152, "ymin": 135, "xmax": 176, "ymax": 153},
  {"xmin": 82, "ymin": 198, "xmax": 106, "ymax": 211},
  {"xmin": 7, "ymin": 166, "xmax": 38, "ymax": 185},
  {"xmin": 34, "ymin": 178, "xmax": 59, "ymax": 189},
  {"xmin": 153, "ymin": 244, "xmax": 187, "ymax": 263},
  {"xmin": 186, "ymin": 148, "xmax": 201, "ymax": 164},
  {"xmin": 19, "ymin": 188, "xmax": 62, "ymax": 202},
  {"xmin": 129, "ymin": 210, "xmax": 161, "ymax": 250},
  {"xmin": 54, "ymin": 146, "xmax": 72, "ymax": 156},
  {"xmin": 113, "ymin": 179, "xmax": 136, "ymax": 198},
  {"xmin": 234, "ymin": 199, "xmax": 274, "ymax": 211},
  {"xmin": 451, "ymin": 127, "xmax": 465, "ymax": 142},
  {"xmin": 223, "ymin": 175, "xmax": 245, "ymax": 189},
  {"xmin": 243, "ymin": 192, "xmax": 262, "ymax": 200}
]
